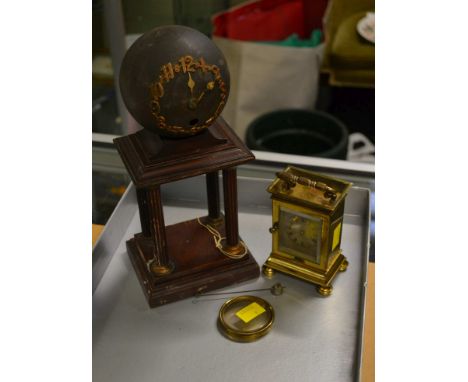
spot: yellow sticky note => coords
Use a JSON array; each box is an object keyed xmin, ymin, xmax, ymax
[
  {"xmin": 332, "ymin": 223, "xmax": 342, "ymax": 250},
  {"xmin": 235, "ymin": 302, "xmax": 266, "ymax": 323}
]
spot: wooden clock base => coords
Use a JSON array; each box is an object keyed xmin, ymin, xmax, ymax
[
  {"xmin": 114, "ymin": 118, "xmax": 259, "ymax": 307},
  {"xmin": 127, "ymin": 216, "xmax": 260, "ymax": 307}
]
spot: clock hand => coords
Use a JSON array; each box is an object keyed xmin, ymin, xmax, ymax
[
  {"xmin": 194, "ymin": 82, "xmax": 215, "ymax": 105},
  {"xmin": 186, "ymin": 72, "xmax": 198, "ymax": 109},
  {"xmin": 187, "ymin": 72, "xmax": 195, "ymax": 95},
  {"xmin": 195, "ymin": 90, "xmax": 206, "ymax": 104},
  {"xmin": 187, "ymin": 81, "xmax": 215, "ymax": 110}
]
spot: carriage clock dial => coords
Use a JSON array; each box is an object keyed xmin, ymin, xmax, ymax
[
  {"xmin": 278, "ymin": 209, "xmax": 322, "ymax": 264},
  {"xmin": 287, "ymin": 216, "xmax": 318, "ymax": 249}
]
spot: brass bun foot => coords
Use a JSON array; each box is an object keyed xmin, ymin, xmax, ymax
[
  {"xmin": 316, "ymin": 285, "xmax": 333, "ymax": 297},
  {"xmin": 262, "ymin": 265, "xmax": 275, "ymax": 279},
  {"xmin": 222, "ymin": 242, "xmax": 246, "ymax": 258},
  {"xmin": 150, "ymin": 261, "xmax": 174, "ymax": 276},
  {"xmin": 339, "ymin": 259, "xmax": 349, "ymax": 272}
]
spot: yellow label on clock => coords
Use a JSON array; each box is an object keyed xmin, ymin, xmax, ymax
[
  {"xmin": 332, "ymin": 222, "xmax": 342, "ymax": 250},
  {"xmin": 235, "ymin": 302, "xmax": 266, "ymax": 323}
]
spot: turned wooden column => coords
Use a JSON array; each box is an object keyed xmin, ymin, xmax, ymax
[
  {"xmin": 146, "ymin": 186, "xmax": 172, "ymax": 275},
  {"xmin": 136, "ymin": 188, "xmax": 151, "ymax": 237},
  {"xmin": 222, "ymin": 167, "xmax": 241, "ymax": 250},
  {"xmin": 206, "ymin": 171, "xmax": 221, "ymax": 222}
]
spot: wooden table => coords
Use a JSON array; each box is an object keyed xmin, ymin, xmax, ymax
[{"xmin": 92, "ymin": 224, "xmax": 374, "ymax": 381}]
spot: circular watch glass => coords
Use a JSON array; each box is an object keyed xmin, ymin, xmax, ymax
[{"xmin": 218, "ymin": 295, "xmax": 274, "ymax": 342}]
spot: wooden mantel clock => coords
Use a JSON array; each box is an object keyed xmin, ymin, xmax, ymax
[{"xmin": 114, "ymin": 25, "xmax": 260, "ymax": 307}]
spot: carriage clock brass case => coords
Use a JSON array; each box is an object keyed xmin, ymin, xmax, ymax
[{"xmin": 263, "ymin": 166, "xmax": 352, "ymax": 296}]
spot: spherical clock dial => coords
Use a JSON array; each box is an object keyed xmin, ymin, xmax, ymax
[
  {"xmin": 149, "ymin": 55, "xmax": 228, "ymax": 136},
  {"xmin": 119, "ymin": 25, "xmax": 230, "ymax": 138}
]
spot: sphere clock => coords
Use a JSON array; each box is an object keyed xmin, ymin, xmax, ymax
[
  {"xmin": 120, "ymin": 25, "xmax": 230, "ymax": 137},
  {"xmin": 114, "ymin": 26, "xmax": 259, "ymax": 308}
]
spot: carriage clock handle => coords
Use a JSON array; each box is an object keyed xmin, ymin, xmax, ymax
[{"xmin": 276, "ymin": 171, "xmax": 337, "ymax": 201}]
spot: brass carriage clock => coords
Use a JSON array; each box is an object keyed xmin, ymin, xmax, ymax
[{"xmin": 263, "ymin": 167, "xmax": 352, "ymax": 296}]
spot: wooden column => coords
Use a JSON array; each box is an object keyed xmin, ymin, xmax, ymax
[
  {"xmin": 146, "ymin": 186, "xmax": 172, "ymax": 274},
  {"xmin": 222, "ymin": 167, "xmax": 240, "ymax": 248},
  {"xmin": 206, "ymin": 171, "xmax": 220, "ymax": 221},
  {"xmin": 136, "ymin": 188, "xmax": 151, "ymax": 237}
]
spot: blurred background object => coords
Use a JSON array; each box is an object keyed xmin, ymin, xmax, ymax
[
  {"xmin": 92, "ymin": 170, "xmax": 130, "ymax": 224},
  {"xmin": 212, "ymin": 0, "xmax": 307, "ymax": 40},
  {"xmin": 213, "ymin": 36, "xmax": 324, "ymax": 141},
  {"xmin": 174, "ymin": 0, "xmax": 230, "ymax": 36},
  {"xmin": 212, "ymin": 0, "xmax": 326, "ymax": 141},
  {"xmin": 246, "ymin": 109, "xmax": 348, "ymax": 159},
  {"xmin": 322, "ymin": 0, "xmax": 375, "ymax": 87},
  {"xmin": 318, "ymin": 0, "xmax": 375, "ymax": 145}
]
